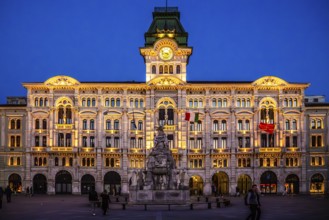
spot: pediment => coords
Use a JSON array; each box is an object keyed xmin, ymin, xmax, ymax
[
  {"xmin": 147, "ymin": 76, "xmax": 185, "ymax": 86},
  {"xmin": 44, "ymin": 75, "xmax": 80, "ymax": 86},
  {"xmin": 252, "ymin": 76, "xmax": 288, "ymax": 87}
]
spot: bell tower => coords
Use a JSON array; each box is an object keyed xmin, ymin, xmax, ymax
[{"xmin": 140, "ymin": 7, "xmax": 192, "ymax": 84}]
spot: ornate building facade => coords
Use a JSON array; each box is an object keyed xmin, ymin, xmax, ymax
[{"xmin": 0, "ymin": 7, "xmax": 328, "ymax": 195}]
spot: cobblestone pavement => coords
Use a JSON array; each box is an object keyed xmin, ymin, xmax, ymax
[{"xmin": 0, "ymin": 194, "xmax": 329, "ymax": 220}]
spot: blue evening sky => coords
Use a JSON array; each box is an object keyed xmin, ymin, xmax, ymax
[{"xmin": 0, "ymin": 0, "xmax": 329, "ymax": 104}]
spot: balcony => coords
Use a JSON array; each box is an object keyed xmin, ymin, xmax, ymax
[
  {"xmin": 35, "ymin": 129, "xmax": 47, "ymax": 134},
  {"xmin": 163, "ymin": 125, "xmax": 176, "ymax": 132},
  {"xmin": 285, "ymin": 147, "xmax": 300, "ymax": 152},
  {"xmin": 55, "ymin": 124, "xmax": 74, "ymax": 130},
  {"xmin": 237, "ymin": 130, "xmax": 251, "ymax": 135},
  {"xmin": 237, "ymin": 148, "xmax": 253, "ymax": 153},
  {"xmin": 212, "ymin": 148, "xmax": 230, "ymax": 153},
  {"xmin": 104, "ymin": 147, "xmax": 121, "ymax": 153},
  {"xmin": 212, "ymin": 130, "xmax": 227, "ymax": 135},
  {"xmin": 130, "ymin": 130, "xmax": 143, "ymax": 135},
  {"xmin": 259, "ymin": 147, "xmax": 282, "ymax": 153},
  {"xmin": 48, "ymin": 146, "xmax": 74, "ymax": 152},
  {"xmin": 31, "ymin": 147, "xmax": 47, "ymax": 152},
  {"xmin": 82, "ymin": 129, "xmax": 96, "ymax": 134},
  {"xmin": 80, "ymin": 147, "xmax": 95, "ymax": 153},
  {"xmin": 188, "ymin": 148, "xmax": 204, "ymax": 154},
  {"xmin": 128, "ymin": 148, "xmax": 144, "ymax": 154},
  {"xmin": 105, "ymin": 129, "xmax": 120, "ymax": 134}
]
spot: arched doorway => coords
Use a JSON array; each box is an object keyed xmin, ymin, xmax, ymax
[
  {"xmin": 310, "ymin": 173, "xmax": 324, "ymax": 194},
  {"xmin": 212, "ymin": 172, "xmax": 229, "ymax": 195},
  {"xmin": 285, "ymin": 174, "xmax": 299, "ymax": 194},
  {"xmin": 8, "ymin": 173, "xmax": 22, "ymax": 193},
  {"xmin": 81, "ymin": 174, "xmax": 95, "ymax": 194},
  {"xmin": 55, "ymin": 170, "xmax": 72, "ymax": 194},
  {"xmin": 33, "ymin": 174, "xmax": 47, "ymax": 194},
  {"xmin": 260, "ymin": 171, "xmax": 277, "ymax": 194},
  {"xmin": 237, "ymin": 174, "xmax": 252, "ymax": 195},
  {"xmin": 104, "ymin": 171, "xmax": 121, "ymax": 195},
  {"xmin": 189, "ymin": 175, "xmax": 203, "ymax": 196}
]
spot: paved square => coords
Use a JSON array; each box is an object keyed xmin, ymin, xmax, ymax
[{"xmin": 1, "ymin": 194, "xmax": 328, "ymax": 220}]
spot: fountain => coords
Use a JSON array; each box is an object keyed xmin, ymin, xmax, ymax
[{"xmin": 130, "ymin": 126, "xmax": 189, "ymax": 203}]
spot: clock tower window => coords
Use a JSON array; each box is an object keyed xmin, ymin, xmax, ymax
[{"xmin": 152, "ymin": 65, "xmax": 156, "ymax": 74}]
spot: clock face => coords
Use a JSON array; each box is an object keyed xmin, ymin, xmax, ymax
[{"xmin": 159, "ymin": 47, "xmax": 173, "ymax": 60}]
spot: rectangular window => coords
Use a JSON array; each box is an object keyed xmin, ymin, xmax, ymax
[
  {"xmin": 130, "ymin": 137, "xmax": 136, "ymax": 148},
  {"xmin": 213, "ymin": 138, "xmax": 218, "ymax": 149},
  {"xmin": 106, "ymin": 137, "xmax": 111, "ymax": 147},
  {"xmin": 138, "ymin": 138, "xmax": 143, "ymax": 148},
  {"xmin": 292, "ymin": 136, "xmax": 297, "ymax": 147},
  {"xmin": 35, "ymin": 136, "xmax": 40, "ymax": 147},
  {"xmin": 238, "ymin": 137, "xmax": 243, "ymax": 148},
  {"xmin": 221, "ymin": 137, "xmax": 227, "ymax": 148},
  {"xmin": 189, "ymin": 138, "xmax": 195, "ymax": 149},
  {"xmin": 114, "ymin": 137, "xmax": 119, "ymax": 148},
  {"xmin": 285, "ymin": 136, "xmax": 290, "ymax": 147},
  {"xmin": 245, "ymin": 137, "xmax": 250, "ymax": 148},
  {"xmin": 197, "ymin": 138, "xmax": 202, "ymax": 149},
  {"xmin": 42, "ymin": 136, "xmax": 47, "ymax": 147},
  {"xmin": 167, "ymin": 135, "xmax": 173, "ymax": 149}
]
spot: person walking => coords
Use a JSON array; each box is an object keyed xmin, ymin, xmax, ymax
[
  {"xmin": 5, "ymin": 186, "xmax": 12, "ymax": 203},
  {"xmin": 100, "ymin": 190, "xmax": 110, "ymax": 215},
  {"xmin": 0, "ymin": 186, "xmax": 4, "ymax": 209},
  {"xmin": 26, "ymin": 186, "xmax": 30, "ymax": 197},
  {"xmin": 246, "ymin": 184, "xmax": 261, "ymax": 220},
  {"xmin": 89, "ymin": 188, "xmax": 98, "ymax": 216}
]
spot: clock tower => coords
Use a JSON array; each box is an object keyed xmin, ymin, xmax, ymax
[{"xmin": 140, "ymin": 7, "xmax": 192, "ymax": 84}]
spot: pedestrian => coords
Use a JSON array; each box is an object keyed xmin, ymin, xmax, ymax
[
  {"xmin": 236, "ymin": 186, "xmax": 240, "ymax": 197},
  {"xmin": 26, "ymin": 186, "xmax": 30, "ymax": 197},
  {"xmin": 5, "ymin": 185, "xmax": 12, "ymax": 203},
  {"xmin": 100, "ymin": 190, "xmax": 110, "ymax": 215},
  {"xmin": 89, "ymin": 188, "xmax": 98, "ymax": 216},
  {"xmin": 245, "ymin": 184, "xmax": 261, "ymax": 220},
  {"xmin": 0, "ymin": 186, "xmax": 4, "ymax": 209},
  {"xmin": 29, "ymin": 186, "xmax": 33, "ymax": 197}
]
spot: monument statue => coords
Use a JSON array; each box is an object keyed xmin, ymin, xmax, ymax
[{"xmin": 144, "ymin": 126, "xmax": 177, "ymax": 190}]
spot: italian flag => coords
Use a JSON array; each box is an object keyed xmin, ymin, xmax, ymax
[{"xmin": 185, "ymin": 112, "xmax": 199, "ymax": 122}]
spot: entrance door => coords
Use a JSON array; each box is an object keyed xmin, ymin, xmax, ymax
[
  {"xmin": 310, "ymin": 173, "xmax": 324, "ymax": 194},
  {"xmin": 81, "ymin": 174, "xmax": 95, "ymax": 194},
  {"xmin": 260, "ymin": 171, "xmax": 277, "ymax": 194},
  {"xmin": 212, "ymin": 172, "xmax": 229, "ymax": 195},
  {"xmin": 55, "ymin": 170, "xmax": 72, "ymax": 194},
  {"xmin": 237, "ymin": 174, "xmax": 252, "ymax": 195},
  {"xmin": 285, "ymin": 174, "xmax": 299, "ymax": 194},
  {"xmin": 189, "ymin": 175, "xmax": 204, "ymax": 196},
  {"xmin": 104, "ymin": 171, "xmax": 121, "ymax": 195},
  {"xmin": 8, "ymin": 173, "xmax": 22, "ymax": 193},
  {"xmin": 33, "ymin": 174, "xmax": 47, "ymax": 194}
]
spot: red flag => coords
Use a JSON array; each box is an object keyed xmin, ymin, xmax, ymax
[{"xmin": 259, "ymin": 123, "xmax": 275, "ymax": 134}]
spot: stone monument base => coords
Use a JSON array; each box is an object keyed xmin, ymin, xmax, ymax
[{"xmin": 130, "ymin": 190, "xmax": 190, "ymax": 204}]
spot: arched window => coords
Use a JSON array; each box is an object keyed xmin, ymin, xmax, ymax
[
  {"xmin": 39, "ymin": 157, "xmax": 42, "ymax": 166},
  {"xmin": 92, "ymin": 98, "xmax": 96, "ymax": 107},
  {"xmin": 116, "ymin": 98, "xmax": 120, "ymax": 107},
  {"xmin": 152, "ymin": 65, "xmax": 156, "ymax": 74},
  {"xmin": 237, "ymin": 99, "xmax": 241, "ymax": 107},
  {"xmin": 212, "ymin": 98, "xmax": 216, "ymax": 107},
  {"xmin": 69, "ymin": 157, "xmax": 73, "ymax": 166},
  {"xmin": 189, "ymin": 99, "xmax": 193, "ymax": 108},
  {"xmin": 221, "ymin": 120, "xmax": 227, "ymax": 130},
  {"xmin": 284, "ymin": 99, "xmax": 288, "ymax": 107},
  {"xmin": 135, "ymin": 99, "xmax": 139, "ymax": 108},
  {"xmin": 285, "ymin": 120, "xmax": 290, "ymax": 130},
  {"xmin": 317, "ymin": 119, "xmax": 322, "ymax": 129},
  {"xmin": 105, "ymin": 98, "xmax": 109, "ymax": 106},
  {"xmin": 198, "ymin": 99, "xmax": 203, "ymax": 108},
  {"xmin": 140, "ymin": 99, "xmax": 144, "ymax": 108},
  {"xmin": 246, "ymin": 99, "xmax": 251, "ymax": 107},
  {"xmin": 34, "ymin": 157, "xmax": 38, "ymax": 166},
  {"xmin": 105, "ymin": 158, "xmax": 110, "ymax": 167},
  {"xmin": 159, "ymin": 65, "xmax": 163, "ymax": 74},
  {"xmin": 17, "ymin": 157, "xmax": 21, "ymax": 165},
  {"xmin": 106, "ymin": 120, "xmax": 111, "ymax": 130},
  {"xmin": 87, "ymin": 158, "xmax": 90, "ymax": 166},
  {"xmin": 35, "ymin": 97, "xmax": 39, "ymax": 107},
  {"xmin": 241, "ymin": 99, "xmax": 245, "ymax": 107},
  {"xmin": 223, "ymin": 98, "xmax": 227, "ymax": 107},
  {"xmin": 43, "ymin": 158, "xmax": 47, "ymax": 165},
  {"xmin": 82, "ymin": 98, "xmax": 86, "ymax": 106},
  {"xmin": 238, "ymin": 120, "xmax": 243, "ymax": 130},
  {"xmin": 39, "ymin": 98, "xmax": 43, "ymax": 106},
  {"xmin": 55, "ymin": 157, "xmax": 59, "ymax": 166},
  {"xmin": 169, "ymin": 65, "xmax": 173, "ymax": 74},
  {"xmin": 35, "ymin": 119, "xmax": 40, "ymax": 129},
  {"xmin": 87, "ymin": 98, "xmax": 91, "ymax": 107},
  {"xmin": 45, "ymin": 98, "xmax": 48, "ymax": 106},
  {"xmin": 218, "ymin": 99, "xmax": 222, "ymax": 107},
  {"xmin": 10, "ymin": 157, "xmax": 14, "ymax": 165},
  {"xmin": 311, "ymin": 119, "xmax": 316, "ymax": 129},
  {"xmin": 164, "ymin": 65, "xmax": 168, "ymax": 74},
  {"xmin": 111, "ymin": 98, "xmax": 115, "ymax": 107},
  {"xmin": 293, "ymin": 99, "xmax": 297, "ymax": 107},
  {"xmin": 130, "ymin": 98, "xmax": 134, "ymax": 107},
  {"xmin": 138, "ymin": 121, "xmax": 143, "ymax": 130},
  {"xmin": 16, "ymin": 119, "xmax": 21, "ymax": 129},
  {"xmin": 176, "ymin": 65, "xmax": 181, "ymax": 74},
  {"xmin": 42, "ymin": 119, "xmax": 47, "ymax": 129},
  {"xmin": 66, "ymin": 106, "xmax": 72, "ymax": 124},
  {"xmin": 292, "ymin": 120, "xmax": 297, "ymax": 130},
  {"xmin": 213, "ymin": 120, "xmax": 219, "ymax": 131},
  {"xmin": 246, "ymin": 120, "xmax": 250, "ymax": 130},
  {"xmin": 10, "ymin": 119, "xmax": 15, "ymax": 129},
  {"xmin": 114, "ymin": 120, "xmax": 119, "ymax": 130},
  {"xmin": 82, "ymin": 158, "xmax": 86, "ymax": 166},
  {"xmin": 110, "ymin": 158, "xmax": 115, "ymax": 167},
  {"xmin": 82, "ymin": 119, "xmax": 87, "ymax": 130},
  {"xmin": 289, "ymin": 99, "xmax": 292, "ymax": 107},
  {"xmin": 90, "ymin": 119, "xmax": 95, "ymax": 130},
  {"xmin": 194, "ymin": 99, "xmax": 198, "ymax": 107},
  {"xmin": 62, "ymin": 157, "xmax": 66, "ymax": 166}
]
